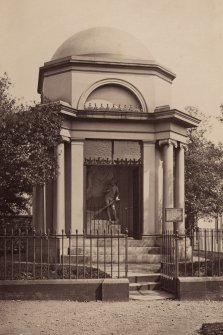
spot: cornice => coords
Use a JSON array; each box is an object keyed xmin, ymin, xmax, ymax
[
  {"xmin": 153, "ymin": 109, "xmax": 200, "ymax": 127},
  {"xmin": 46, "ymin": 101, "xmax": 200, "ymax": 129},
  {"xmin": 37, "ymin": 56, "xmax": 176, "ymax": 94}
]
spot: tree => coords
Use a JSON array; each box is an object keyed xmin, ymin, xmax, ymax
[
  {"xmin": 0, "ymin": 73, "xmax": 62, "ymax": 215},
  {"xmin": 185, "ymin": 106, "xmax": 223, "ymax": 230}
]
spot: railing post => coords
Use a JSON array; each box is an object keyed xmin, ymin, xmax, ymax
[
  {"xmin": 197, "ymin": 227, "xmax": 200, "ymax": 277},
  {"xmin": 76, "ymin": 229, "xmax": 79, "ymax": 279},
  {"xmin": 62, "ymin": 229, "xmax": 64, "ymax": 279},
  {"xmin": 18, "ymin": 228, "xmax": 21, "ymax": 279},
  {"xmin": 97, "ymin": 229, "xmax": 99, "ymax": 279},
  {"xmin": 125, "ymin": 229, "xmax": 128, "ymax": 278},
  {"xmin": 11, "ymin": 228, "xmax": 14, "ymax": 280},
  {"xmin": 33, "ymin": 228, "xmax": 36, "ymax": 280},
  {"xmin": 4, "ymin": 228, "xmax": 6, "ymax": 280},
  {"xmin": 26, "ymin": 228, "xmax": 28, "ymax": 279},
  {"xmin": 118, "ymin": 228, "xmax": 120, "ymax": 279},
  {"xmin": 90, "ymin": 229, "xmax": 92, "ymax": 278},
  {"xmin": 174, "ymin": 230, "xmax": 179, "ymax": 292},
  {"xmin": 111, "ymin": 229, "xmax": 113, "ymax": 278},
  {"xmin": 104, "ymin": 229, "xmax": 106, "ymax": 278},
  {"xmin": 69, "ymin": 230, "xmax": 71, "ymax": 279},
  {"xmin": 40, "ymin": 228, "xmax": 43, "ymax": 280},
  {"xmin": 83, "ymin": 229, "xmax": 86, "ymax": 279},
  {"xmin": 47, "ymin": 229, "xmax": 50, "ymax": 279},
  {"xmin": 54, "ymin": 229, "xmax": 57, "ymax": 276}
]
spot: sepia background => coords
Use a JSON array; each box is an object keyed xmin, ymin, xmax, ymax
[{"xmin": 0, "ymin": 0, "xmax": 223, "ymax": 142}]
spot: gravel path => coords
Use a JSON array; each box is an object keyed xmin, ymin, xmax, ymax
[{"xmin": 0, "ymin": 299, "xmax": 223, "ymax": 335}]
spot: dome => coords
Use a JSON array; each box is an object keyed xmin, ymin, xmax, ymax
[{"xmin": 52, "ymin": 27, "xmax": 153, "ymax": 61}]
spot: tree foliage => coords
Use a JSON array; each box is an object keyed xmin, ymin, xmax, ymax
[
  {"xmin": 185, "ymin": 106, "xmax": 223, "ymax": 229},
  {"xmin": 0, "ymin": 73, "xmax": 62, "ymax": 215}
]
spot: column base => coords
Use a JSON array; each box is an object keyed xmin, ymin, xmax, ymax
[{"xmin": 178, "ymin": 238, "xmax": 192, "ymax": 261}]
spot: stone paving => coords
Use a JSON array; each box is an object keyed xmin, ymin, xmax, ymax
[{"xmin": 1, "ymin": 299, "xmax": 223, "ymax": 335}]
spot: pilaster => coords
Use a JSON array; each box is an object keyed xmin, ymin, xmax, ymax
[
  {"xmin": 159, "ymin": 139, "xmax": 177, "ymax": 231},
  {"xmin": 175, "ymin": 143, "xmax": 188, "ymax": 233},
  {"xmin": 70, "ymin": 139, "xmax": 85, "ymax": 233},
  {"xmin": 143, "ymin": 141, "xmax": 156, "ymax": 235},
  {"xmin": 54, "ymin": 142, "xmax": 65, "ymax": 234}
]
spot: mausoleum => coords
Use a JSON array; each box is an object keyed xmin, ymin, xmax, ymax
[{"xmin": 34, "ymin": 27, "xmax": 199, "ymax": 240}]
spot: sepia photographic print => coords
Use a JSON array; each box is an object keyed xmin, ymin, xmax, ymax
[{"xmin": 0, "ymin": 1, "xmax": 223, "ymax": 334}]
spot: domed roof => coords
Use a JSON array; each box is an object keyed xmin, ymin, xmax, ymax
[{"xmin": 52, "ymin": 27, "xmax": 153, "ymax": 61}]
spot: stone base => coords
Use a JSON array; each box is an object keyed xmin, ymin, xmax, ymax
[
  {"xmin": 178, "ymin": 238, "xmax": 192, "ymax": 261},
  {"xmin": 0, "ymin": 279, "xmax": 129, "ymax": 301},
  {"xmin": 86, "ymin": 219, "xmax": 121, "ymax": 235},
  {"xmin": 177, "ymin": 277, "xmax": 223, "ymax": 300}
]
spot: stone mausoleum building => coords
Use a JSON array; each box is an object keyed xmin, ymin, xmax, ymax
[{"xmin": 34, "ymin": 27, "xmax": 199, "ymax": 241}]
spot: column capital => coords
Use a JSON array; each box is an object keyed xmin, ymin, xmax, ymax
[
  {"xmin": 179, "ymin": 143, "xmax": 188, "ymax": 151},
  {"xmin": 158, "ymin": 139, "xmax": 178, "ymax": 148},
  {"xmin": 60, "ymin": 128, "xmax": 71, "ymax": 142},
  {"xmin": 71, "ymin": 138, "xmax": 85, "ymax": 145},
  {"xmin": 143, "ymin": 140, "xmax": 156, "ymax": 146},
  {"xmin": 61, "ymin": 136, "xmax": 70, "ymax": 142}
]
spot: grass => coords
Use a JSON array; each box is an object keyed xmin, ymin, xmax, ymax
[
  {"xmin": 0, "ymin": 262, "xmax": 111, "ymax": 280},
  {"xmin": 179, "ymin": 259, "xmax": 223, "ymax": 277}
]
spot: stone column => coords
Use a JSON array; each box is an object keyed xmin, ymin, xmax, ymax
[
  {"xmin": 159, "ymin": 139, "xmax": 177, "ymax": 232},
  {"xmin": 70, "ymin": 139, "xmax": 84, "ymax": 233},
  {"xmin": 54, "ymin": 142, "xmax": 65, "ymax": 234},
  {"xmin": 45, "ymin": 181, "xmax": 53, "ymax": 233},
  {"xmin": 175, "ymin": 143, "xmax": 187, "ymax": 234},
  {"xmin": 33, "ymin": 185, "xmax": 44, "ymax": 232},
  {"xmin": 143, "ymin": 141, "xmax": 156, "ymax": 235}
]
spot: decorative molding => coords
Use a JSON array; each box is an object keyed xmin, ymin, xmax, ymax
[
  {"xmin": 77, "ymin": 78, "xmax": 147, "ymax": 112},
  {"xmin": 84, "ymin": 157, "xmax": 142, "ymax": 166},
  {"xmin": 158, "ymin": 139, "xmax": 178, "ymax": 148},
  {"xmin": 84, "ymin": 102, "xmax": 143, "ymax": 113}
]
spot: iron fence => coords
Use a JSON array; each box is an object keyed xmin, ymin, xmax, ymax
[
  {"xmin": 161, "ymin": 229, "xmax": 223, "ymax": 293},
  {"xmin": 0, "ymin": 228, "xmax": 128, "ymax": 280}
]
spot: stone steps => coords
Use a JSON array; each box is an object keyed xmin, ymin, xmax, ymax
[
  {"xmin": 128, "ymin": 263, "xmax": 161, "ymax": 273},
  {"xmin": 128, "ymin": 272, "xmax": 174, "ymax": 301},
  {"xmin": 128, "ymin": 273, "xmax": 161, "ymax": 283},
  {"xmin": 70, "ymin": 238, "xmax": 158, "ymax": 248},
  {"xmin": 69, "ymin": 246, "xmax": 160, "ymax": 255},
  {"xmin": 129, "ymin": 290, "xmax": 175, "ymax": 301},
  {"xmin": 129, "ymin": 281, "xmax": 161, "ymax": 291},
  {"xmin": 63, "ymin": 254, "xmax": 161, "ymax": 264},
  {"xmin": 128, "ymin": 273, "xmax": 161, "ymax": 292}
]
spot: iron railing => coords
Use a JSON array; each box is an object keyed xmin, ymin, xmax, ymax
[
  {"xmin": 161, "ymin": 229, "xmax": 223, "ymax": 293},
  {"xmin": 0, "ymin": 228, "xmax": 128, "ymax": 280}
]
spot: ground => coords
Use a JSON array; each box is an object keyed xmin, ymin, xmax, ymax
[{"xmin": 1, "ymin": 300, "xmax": 223, "ymax": 335}]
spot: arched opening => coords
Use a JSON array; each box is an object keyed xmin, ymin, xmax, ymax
[{"xmin": 85, "ymin": 84, "xmax": 143, "ymax": 112}]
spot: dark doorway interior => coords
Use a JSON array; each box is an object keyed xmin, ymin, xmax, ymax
[{"xmin": 85, "ymin": 165, "xmax": 142, "ymax": 237}]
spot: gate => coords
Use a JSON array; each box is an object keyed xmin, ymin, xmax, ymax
[{"xmin": 160, "ymin": 231, "xmax": 179, "ymax": 295}]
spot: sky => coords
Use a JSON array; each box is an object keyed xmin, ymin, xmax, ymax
[{"xmin": 1, "ymin": 0, "xmax": 223, "ymax": 142}]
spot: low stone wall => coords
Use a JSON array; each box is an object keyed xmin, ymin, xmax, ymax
[
  {"xmin": 0, "ymin": 278, "xmax": 129, "ymax": 302},
  {"xmin": 177, "ymin": 277, "xmax": 223, "ymax": 300}
]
